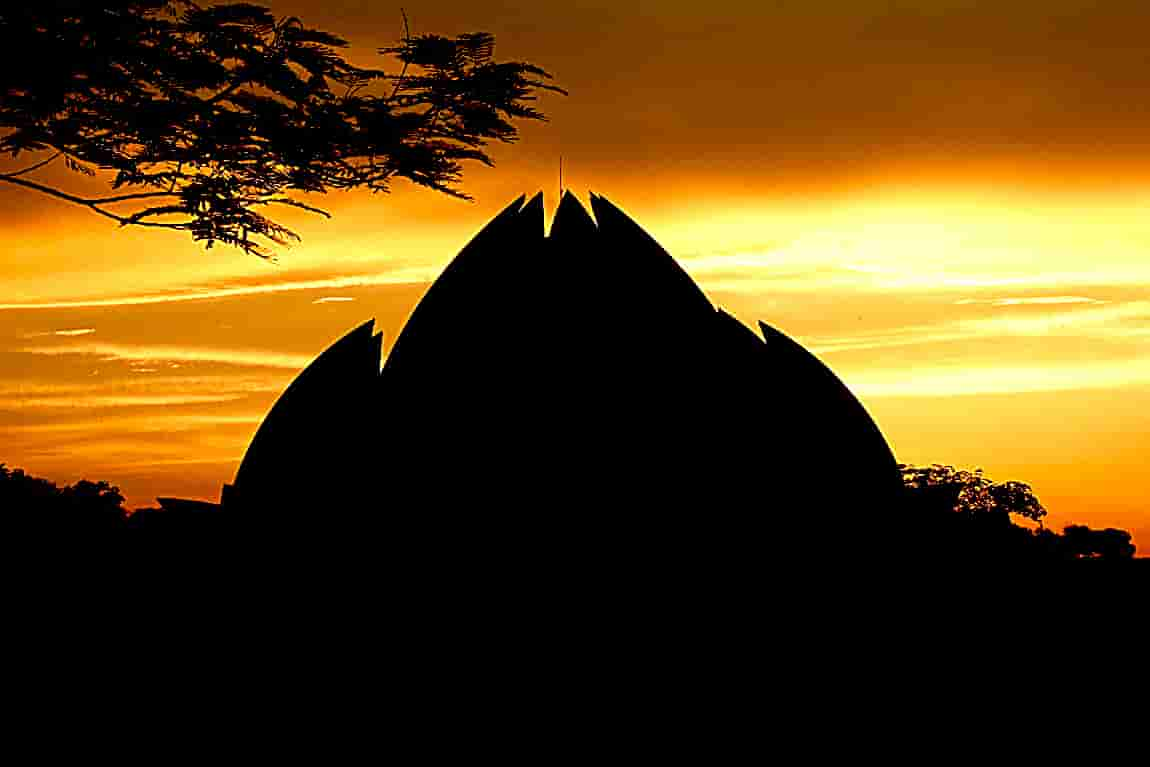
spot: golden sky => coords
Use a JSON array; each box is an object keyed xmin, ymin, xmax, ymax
[{"xmin": 2, "ymin": 1, "xmax": 1149, "ymax": 548}]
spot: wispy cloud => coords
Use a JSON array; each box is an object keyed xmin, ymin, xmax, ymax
[
  {"xmin": 21, "ymin": 342, "xmax": 313, "ymax": 370},
  {"xmin": 24, "ymin": 328, "xmax": 97, "ymax": 338},
  {"xmin": 808, "ymin": 327, "xmax": 972, "ymax": 355},
  {"xmin": 853, "ymin": 357, "xmax": 1150, "ymax": 398},
  {"xmin": 10, "ymin": 414, "xmax": 264, "ymax": 433},
  {"xmin": 312, "ymin": 296, "xmax": 357, "ymax": 304},
  {"xmin": 955, "ymin": 296, "xmax": 1104, "ymax": 306},
  {"xmin": 852, "ymin": 268, "xmax": 1150, "ymax": 292},
  {"xmin": 0, "ymin": 271, "xmax": 430, "ymax": 310},
  {"xmin": 15, "ymin": 393, "xmax": 249, "ymax": 408},
  {"xmin": 0, "ymin": 376, "xmax": 281, "ymax": 398},
  {"xmin": 809, "ymin": 299, "xmax": 1150, "ymax": 355},
  {"xmin": 959, "ymin": 300, "xmax": 1150, "ymax": 336}
]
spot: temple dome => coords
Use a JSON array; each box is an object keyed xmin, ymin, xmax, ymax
[
  {"xmin": 223, "ymin": 192, "xmax": 904, "ymax": 551},
  {"xmin": 225, "ymin": 320, "xmax": 382, "ymax": 515}
]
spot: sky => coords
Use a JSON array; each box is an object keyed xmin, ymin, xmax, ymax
[{"xmin": 2, "ymin": 1, "xmax": 1149, "ymax": 548}]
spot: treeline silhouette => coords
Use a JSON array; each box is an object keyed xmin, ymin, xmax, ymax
[
  {"xmin": 1, "ymin": 460, "xmax": 1140, "ymax": 561},
  {"xmin": 902, "ymin": 464, "xmax": 1138, "ymax": 563},
  {"xmin": 1, "ymin": 463, "xmax": 128, "ymax": 533}
]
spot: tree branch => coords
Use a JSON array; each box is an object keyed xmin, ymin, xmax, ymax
[
  {"xmin": 387, "ymin": 8, "xmax": 412, "ymax": 103},
  {"xmin": 0, "ymin": 173, "xmax": 188, "ymax": 229},
  {"xmin": 250, "ymin": 197, "xmax": 333, "ymax": 217},
  {"xmin": 1, "ymin": 152, "xmax": 62, "ymax": 178},
  {"xmin": 168, "ymin": 161, "xmax": 184, "ymax": 193},
  {"xmin": 0, "ymin": 174, "xmax": 126, "ymax": 219},
  {"xmin": 3, "ymin": 6, "xmax": 564, "ymax": 258},
  {"xmin": 91, "ymin": 191, "xmax": 182, "ymax": 205}
]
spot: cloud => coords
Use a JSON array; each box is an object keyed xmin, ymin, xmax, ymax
[
  {"xmin": 15, "ymin": 393, "xmax": 249, "ymax": 408},
  {"xmin": 0, "ymin": 271, "xmax": 429, "ymax": 311},
  {"xmin": 853, "ymin": 357, "xmax": 1150, "ymax": 399},
  {"xmin": 8, "ymin": 414, "xmax": 263, "ymax": 434},
  {"xmin": 809, "ymin": 299, "xmax": 1150, "ymax": 355},
  {"xmin": 23, "ymin": 328, "xmax": 97, "ymax": 338},
  {"xmin": 21, "ymin": 342, "xmax": 314, "ymax": 370},
  {"xmin": 955, "ymin": 296, "xmax": 1105, "ymax": 306},
  {"xmin": 808, "ymin": 327, "xmax": 972, "ymax": 356},
  {"xmin": 0, "ymin": 376, "xmax": 281, "ymax": 398},
  {"xmin": 312, "ymin": 296, "xmax": 357, "ymax": 304},
  {"xmin": 959, "ymin": 300, "xmax": 1150, "ymax": 337}
]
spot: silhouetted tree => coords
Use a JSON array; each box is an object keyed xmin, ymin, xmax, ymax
[
  {"xmin": 1, "ymin": 463, "xmax": 128, "ymax": 531},
  {"xmin": 0, "ymin": 2, "xmax": 565, "ymax": 257},
  {"xmin": 5, "ymin": 456, "xmax": 1140, "ymax": 567},
  {"xmin": 901, "ymin": 463, "xmax": 1142, "ymax": 562},
  {"xmin": 901, "ymin": 464, "xmax": 1047, "ymax": 526},
  {"xmin": 1061, "ymin": 525, "xmax": 1136, "ymax": 561},
  {"xmin": 903, "ymin": 463, "xmax": 1041, "ymax": 561},
  {"xmin": 0, "ymin": 463, "xmax": 59, "ymax": 510}
]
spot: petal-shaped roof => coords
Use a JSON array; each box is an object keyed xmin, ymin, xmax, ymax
[
  {"xmin": 228, "ymin": 320, "xmax": 382, "ymax": 513},
  {"xmin": 758, "ymin": 321, "xmax": 897, "ymax": 469},
  {"xmin": 757, "ymin": 320, "xmax": 904, "ymax": 512},
  {"xmin": 383, "ymin": 191, "xmax": 716, "ymax": 388},
  {"xmin": 223, "ymin": 193, "xmax": 903, "ymax": 540},
  {"xmin": 382, "ymin": 195, "xmax": 536, "ymax": 378}
]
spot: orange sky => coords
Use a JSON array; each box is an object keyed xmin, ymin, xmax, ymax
[{"xmin": 2, "ymin": 1, "xmax": 1149, "ymax": 549}]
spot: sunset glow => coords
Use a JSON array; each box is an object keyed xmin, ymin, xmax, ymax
[{"xmin": 3, "ymin": 1, "xmax": 1148, "ymax": 548}]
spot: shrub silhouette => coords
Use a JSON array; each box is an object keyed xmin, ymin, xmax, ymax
[
  {"xmin": 901, "ymin": 463, "xmax": 1137, "ymax": 562},
  {"xmin": 1, "ymin": 463, "xmax": 127, "ymax": 532},
  {"xmin": 1, "ymin": 459, "xmax": 1140, "ymax": 564},
  {"xmin": 1061, "ymin": 525, "xmax": 1136, "ymax": 560}
]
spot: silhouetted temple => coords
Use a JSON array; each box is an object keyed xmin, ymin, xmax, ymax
[
  {"xmin": 195, "ymin": 193, "xmax": 903, "ymax": 552},
  {"xmin": 221, "ymin": 319, "xmax": 383, "ymax": 513}
]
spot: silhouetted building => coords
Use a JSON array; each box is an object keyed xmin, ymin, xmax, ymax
[
  {"xmin": 157, "ymin": 498, "xmax": 221, "ymax": 513},
  {"xmin": 221, "ymin": 320, "xmax": 383, "ymax": 518},
  {"xmin": 125, "ymin": 497, "xmax": 222, "ymax": 530},
  {"xmin": 197, "ymin": 192, "xmax": 903, "ymax": 554}
]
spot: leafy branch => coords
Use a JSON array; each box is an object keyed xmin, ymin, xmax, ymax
[{"xmin": 0, "ymin": 1, "xmax": 565, "ymax": 257}]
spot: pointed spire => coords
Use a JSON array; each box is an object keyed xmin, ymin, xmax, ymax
[
  {"xmin": 370, "ymin": 331, "xmax": 383, "ymax": 373},
  {"xmin": 716, "ymin": 309, "xmax": 767, "ymax": 350},
  {"xmin": 589, "ymin": 194, "xmax": 712, "ymax": 313},
  {"xmin": 757, "ymin": 319, "xmax": 899, "ymax": 472},
  {"xmin": 347, "ymin": 319, "xmax": 377, "ymax": 344},
  {"xmin": 518, "ymin": 191, "xmax": 545, "ymax": 235},
  {"xmin": 550, "ymin": 190, "xmax": 597, "ymax": 241},
  {"xmin": 433, "ymin": 193, "xmax": 528, "ymax": 258},
  {"xmin": 496, "ymin": 193, "xmax": 529, "ymax": 221},
  {"xmin": 232, "ymin": 318, "xmax": 383, "ymax": 504},
  {"xmin": 383, "ymin": 195, "xmax": 541, "ymax": 376}
]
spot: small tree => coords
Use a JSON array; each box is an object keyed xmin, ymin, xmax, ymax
[
  {"xmin": 0, "ymin": 2, "xmax": 565, "ymax": 257},
  {"xmin": 901, "ymin": 464, "xmax": 1048, "ymax": 527},
  {"xmin": 1, "ymin": 464, "xmax": 128, "ymax": 531},
  {"xmin": 1061, "ymin": 525, "xmax": 1136, "ymax": 560}
]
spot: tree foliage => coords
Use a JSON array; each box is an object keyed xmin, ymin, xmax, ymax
[
  {"xmin": 1, "ymin": 463, "xmax": 127, "ymax": 531},
  {"xmin": 0, "ymin": 1, "xmax": 565, "ymax": 256},
  {"xmin": 2, "ymin": 458, "xmax": 1139, "ymax": 564},
  {"xmin": 901, "ymin": 463, "xmax": 1047, "ymax": 525},
  {"xmin": 1060, "ymin": 525, "xmax": 1136, "ymax": 560},
  {"xmin": 901, "ymin": 463, "xmax": 1139, "ymax": 561}
]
